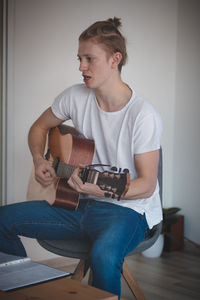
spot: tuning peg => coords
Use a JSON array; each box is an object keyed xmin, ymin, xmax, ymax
[
  {"xmin": 111, "ymin": 166, "xmax": 118, "ymax": 172},
  {"xmin": 123, "ymin": 168, "xmax": 129, "ymax": 174}
]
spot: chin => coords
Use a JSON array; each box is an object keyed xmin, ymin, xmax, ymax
[{"xmin": 84, "ymin": 82, "xmax": 96, "ymax": 89}]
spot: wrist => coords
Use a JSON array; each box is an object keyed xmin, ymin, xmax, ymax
[{"xmin": 33, "ymin": 154, "xmax": 45, "ymax": 166}]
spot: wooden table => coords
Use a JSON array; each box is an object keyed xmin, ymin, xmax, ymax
[{"xmin": 0, "ymin": 277, "xmax": 117, "ymax": 300}]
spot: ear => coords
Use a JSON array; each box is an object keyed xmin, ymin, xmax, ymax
[{"xmin": 111, "ymin": 52, "xmax": 122, "ymax": 69}]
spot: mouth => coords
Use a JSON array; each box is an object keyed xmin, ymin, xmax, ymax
[{"xmin": 83, "ymin": 75, "xmax": 92, "ymax": 83}]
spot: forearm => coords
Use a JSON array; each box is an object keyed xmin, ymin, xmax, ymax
[
  {"xmin": 68, "ymin": 168, "xmax": 157, "ymax": 201},
  {"xmin": 122, "ymin": 177, "xmax": 157, "ymax": 200},
  {"xmin": 28, "ymin": 121, "xmax": 58, "ymax": 187},
  {"xmin": 28, "ymin": 123, "xmax": 48, "ymax": 164},
  {"xmin": 120, "ymin": 150, "xmax": 159, "ymax": 200},
  {"xmin": 27, "ymin": 108, "xmax": 63, "ymax": 186},
  {"xmin": 28, "ymin": 107, "xmax": 62, "ymax": 165}
]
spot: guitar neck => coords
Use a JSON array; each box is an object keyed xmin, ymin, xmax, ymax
[
  {"xmin": 54, "ymin": 161, "xmax": 76, "ymax": 180},
  {"xmin": 53, "ymin": 158, "xmax": 129, "ymax": 200},
  {"xmin": 54, "ymin": 160, "xmax": 99, "ymax": 184}
]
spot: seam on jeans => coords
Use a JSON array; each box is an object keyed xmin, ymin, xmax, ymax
[
  {"xmin": 9, "ymin": 221, "xmax": 78, "ymax": 234},
  {"xmin": 122, "ymin": 214, "xmax": 143, "ymax": 259}
]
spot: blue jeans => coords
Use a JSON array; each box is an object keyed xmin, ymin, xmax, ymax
[{"xmin": 0, "ymin": 199, "xmax": 149, "ymax": 299}]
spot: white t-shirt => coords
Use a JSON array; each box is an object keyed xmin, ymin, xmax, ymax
[{"xmin": 51, "ymin": 84, "xmax": 163, "ymax": 229}]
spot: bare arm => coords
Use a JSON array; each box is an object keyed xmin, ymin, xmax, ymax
[
  {"xmin": 28, "ymin": 107, "xmax": 63, "ymax": 186},
  {"xmin": 122, "ymin": 150, "xmax": 159, "ymax": 199}
]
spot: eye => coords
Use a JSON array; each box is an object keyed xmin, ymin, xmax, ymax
[{"xmin": 86, "ymin": 57, "xmax": 92, "ymax": 62}]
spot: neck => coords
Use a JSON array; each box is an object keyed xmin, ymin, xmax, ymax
[{"xmin": 94, "ymin": 74, "xmax": 132, "ymax": 112}]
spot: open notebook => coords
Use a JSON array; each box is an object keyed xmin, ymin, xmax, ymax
[{"xmin": 0, "ymin": 252, "xmax": 70, "ymax": 291}]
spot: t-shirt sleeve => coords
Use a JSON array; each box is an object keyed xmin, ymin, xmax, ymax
[
  {"xmin": 51, "ymin": 87, "xmax": 72, "ymax": 121},
  {"xmin": 133, "ymin": 111, "xmax": 162, "ymax": 154}
]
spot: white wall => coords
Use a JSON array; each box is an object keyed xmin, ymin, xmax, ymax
[
  {"xmin": 173, "ymin": 0, "xmax": 200, "ymax": 243},
  {"xmin": 5, "ymin": 0, "xmax": 199, "ymax": 259}
]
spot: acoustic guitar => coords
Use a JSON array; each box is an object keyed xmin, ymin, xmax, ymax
[{"xmin": 27, "ymin": 124, "xmax": 130, "ymax": 210}]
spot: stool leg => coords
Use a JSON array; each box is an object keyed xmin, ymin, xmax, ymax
[
  {"xmin": 122, "ymin": 261, "xmax": 146, "ymax": 300},
  {"xmin": 71, "ymin": 259, "xmax": 85, "ymax": 281},
  {"xmin": 88, "ymin": 269, "xmax": 93, "ymax": 286}
]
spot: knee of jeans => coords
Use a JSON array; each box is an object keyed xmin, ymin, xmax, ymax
[
  {"xmin": 0, "ymin": 205, "xmax": 20, "ymax": 232},
  {"xmin": 89, "ymin": 243, "xmax": 121, "ymax": 272},
  {"xmin": 0, "ymin": 206, "xmax": 8, "ymax": 223},
  {"xmin": 0, "ymin": 208, "xmax": 10, "ymax": 234}
]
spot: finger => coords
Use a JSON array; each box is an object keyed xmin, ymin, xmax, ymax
[
  {"xmin": 68, "ymin": 172, "xmax": 84, "ymax": 192},
  {"xmin": 35, "ymin": 168, "xmax": 56, "ymax": 186},
  {"xmin": 78, "ymin": 163, "xmax": 86, "ymax": 169},
  {"xmin": 38, "ymin": 164, "xmax": 56, "ymax": 178},
  {"xmin": 67, "ymin": 177, "xmax": 78, "ymax": 191},
  {"xmin": 71, "ymin": 168, "xmax": 83, "ymax": 184},
  {"xmin": 71, "ymin": 175, "xmax": 83, "ymax": 190},
  {"xmin": 35, "ymin": 173, "xmax": 54, "ymax": 186},
  {"xmin": 73, "ymin": 167, "xmax": 81, "ymax": 176},
  {"xmin": 44, "ymin": 167, "xmax": 56, "ymax": 178}
]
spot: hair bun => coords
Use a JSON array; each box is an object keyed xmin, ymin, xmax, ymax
[{"xmin": 107, "ymin": 17, "xmax": 122, "ymax": 29}]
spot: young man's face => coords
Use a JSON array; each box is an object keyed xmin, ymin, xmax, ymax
[{"xmin": 77, "ymin": 40, "xmax": 115, "ymax": 90}]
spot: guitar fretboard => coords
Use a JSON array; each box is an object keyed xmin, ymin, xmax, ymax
[
  {"xmin": 55, "ymin": 161, "xmax": 99, "ymax": 184},
  {"xmin": 55, "ymin": 161, "xmax": 75, "ymax": 180}
]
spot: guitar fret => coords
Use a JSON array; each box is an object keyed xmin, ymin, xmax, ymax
[
  {"xmin": 93, "ymin": 171, "xmax": 99, "ymax": 184},
  {"xmin": 87, "ymin": 170, "xmax": 99, "ymax": 184},
  {"xmin": 56, "ymin": 162, "xmax": 76, "ymax": 179},
  {"xmin": 86, "ymin": 170, "xmax": 91, "ymax": 183}
]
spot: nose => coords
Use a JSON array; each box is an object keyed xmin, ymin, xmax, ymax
[{"xmin": 79, "ymin": 60, "xmax": 88, "ymax": 72}]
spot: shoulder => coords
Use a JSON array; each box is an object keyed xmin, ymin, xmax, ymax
[
  {"xmin": 131, "ymin": 90, "xmax": 159, "ymax": 116},
  {"xmin": 56, "ymin": 84, "xmax": 91, "ymax": 100},
  {"xmin": 52, "ymin": 84, "xmax": 93, "ymax": 120},
  {"xmin": 126, "ymin": 89, "xmax": 162, "ymax": 132},
  {"xmin": 128, "ymin": 90, "xmax": 162, "ymax": 153},
  {"xmin": 127, "ymin": 90, "xmax": 161, "ymax": 125}
]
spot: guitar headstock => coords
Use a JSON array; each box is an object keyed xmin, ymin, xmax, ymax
[{"xmin": 96, "ymin": 169, "xmax": 130, "ymax": 200}]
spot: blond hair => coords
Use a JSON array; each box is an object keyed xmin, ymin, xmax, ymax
[{"xmin": 79, "ymin": 17, "xmax": 127, "ymax": 72}]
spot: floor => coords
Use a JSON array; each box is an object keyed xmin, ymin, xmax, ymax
[{"xmin": 40, "ymin": 241, "xmax": 200, "ymax": 300}]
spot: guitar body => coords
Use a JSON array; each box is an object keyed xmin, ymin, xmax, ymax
[
  {"xmin": 27, "ymin": 125, "xmax": 95, "ymax": 210},
  {"xmin": 49, "ymin": 125, "xmax": 95, "ymax": 167},
  {"xmin": 27, "ymin": 124, "xmax": 129, "ymax": 210}
]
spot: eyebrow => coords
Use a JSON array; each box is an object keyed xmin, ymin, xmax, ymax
[{"xmin": 77, "ymin": 53, "xmax": 94, "ymax": 57}]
